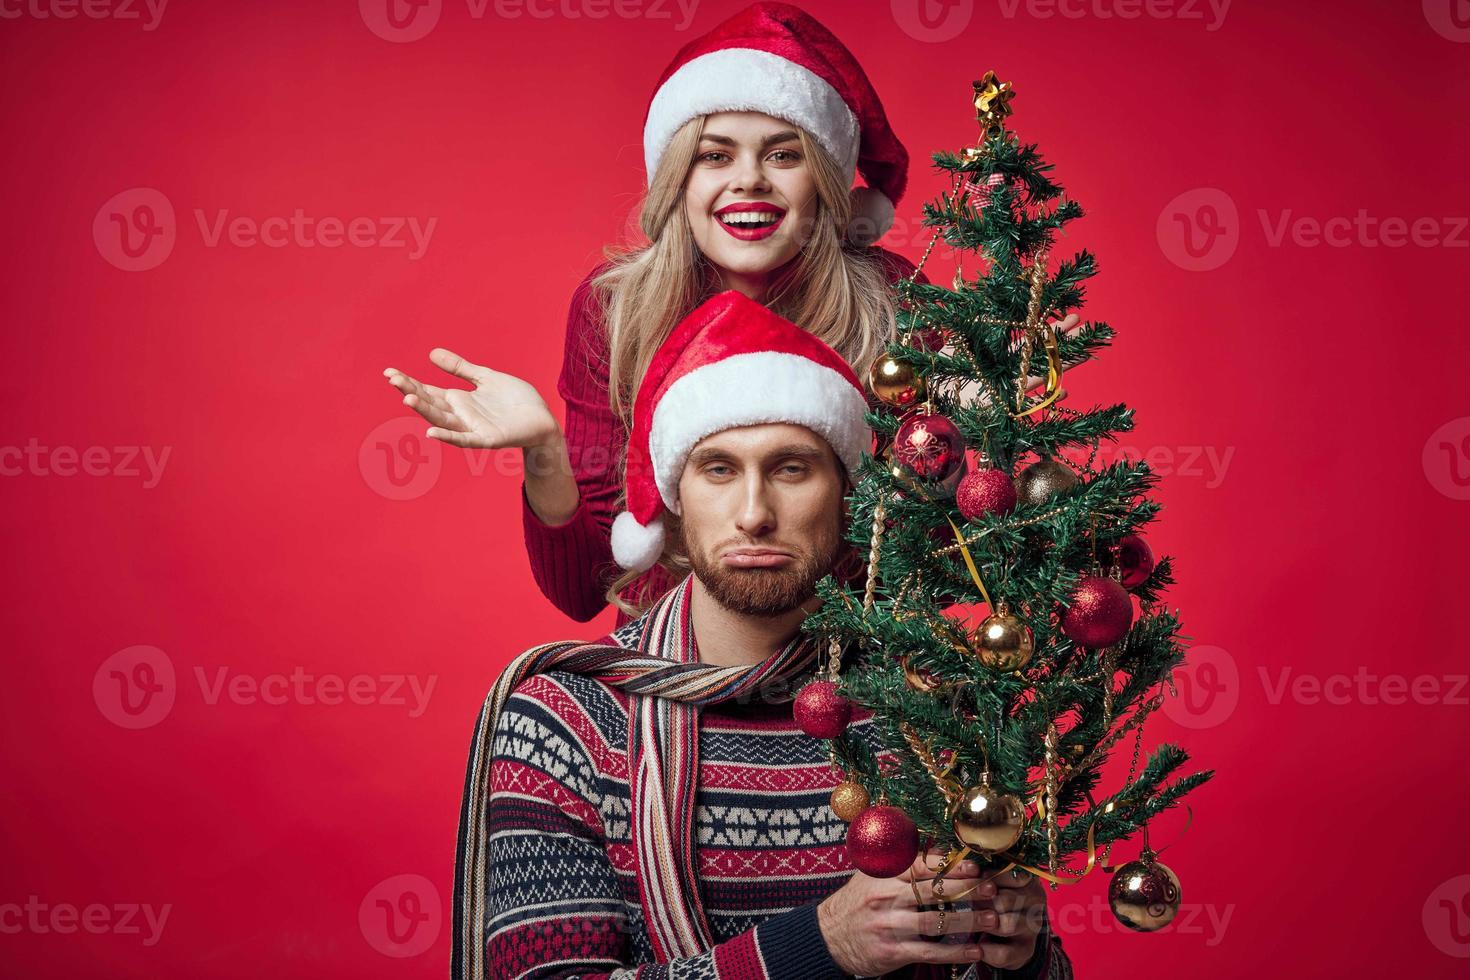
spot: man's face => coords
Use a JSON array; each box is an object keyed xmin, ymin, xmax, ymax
[{"xmin": 675, "ymin": 423, "xmax": 846, "ymax": 617}]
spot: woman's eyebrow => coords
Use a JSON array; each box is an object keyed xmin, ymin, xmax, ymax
[{"xmin": 698, "ymin": 130, "xmax": 801, "ymax": 148}]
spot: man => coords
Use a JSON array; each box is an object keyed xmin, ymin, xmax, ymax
[{"xmin": 452, "ymin": 291, "xmax": 1070, "ymax": 979}]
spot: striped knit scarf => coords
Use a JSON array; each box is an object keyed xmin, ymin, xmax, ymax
[{"xmin": 452, "ymin": 575, "xmax": 821, "ymax": 980}]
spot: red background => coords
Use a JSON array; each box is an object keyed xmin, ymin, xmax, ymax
[{"xmin": 3, "ymin": 0, "xmax": 1468, "ymax": 976}]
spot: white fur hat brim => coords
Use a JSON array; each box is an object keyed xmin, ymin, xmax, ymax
[
  {"xmin": 649, "ymin": 351, "xmax": 870, "ymax": 512},
  {"xmin": 644, "ymin": 49, "xmax": 860, "ymax": 185}
]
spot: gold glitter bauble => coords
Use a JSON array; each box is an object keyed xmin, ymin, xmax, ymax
[
  {"xmin": 973, "ymin": 606, "xmax": 1034, "ymax": 671},
  {"xmin": 1015, "ymin": 458, "xmax": 1079, "ymax": 506},
  {"xmin": 1107, "ymin": 855, "xmax": 1182, "ymax": 932},
  {"xmin": 951, "ymin": 783, "xmax": 1026, "ymax": 853},
  {"xmin": 829, "ymin": 780, "xmax": 871, "ymax": 822},
  {"xmin": 869, "ymin": 354, "xmax": 926, "ymax": 409}
]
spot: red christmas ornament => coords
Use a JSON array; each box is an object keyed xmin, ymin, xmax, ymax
[
  {"xmin": 907, "ymin": 327, "xmax": 946, "ymax": 352},
  {"xmin": 1114, "ymin": 534, "xmax": 1156, "ymax": 590},
  {"xmin": 956, "ymin": 468, "xmax": 1018, "ymax": 520},
  {"xmin": 892, "ymin": 411, "xmax": 965, "ymax": 482},
  {"xmin": 847, "ymin": 804, "xmax": 919, "ymax": 878},
  {"xmin": 872, "ymin": 428, "xmax": 894, "ymax": 464},
  {"xmin": 1061, "ymin": 575, "xmax": 1135, "ymax": 648},
  {"xmin": 794, "ymin": 680, "xmax": 852, "ymax": 739}
]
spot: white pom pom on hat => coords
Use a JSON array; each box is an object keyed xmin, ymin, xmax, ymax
[
  {"xmin": 611, "ymin": 289, "xmax": 872, "ymax": 573},
  {"xmin": 847, "ymin": 185, "xmax": 896, "ymax": 247},
  {"xmin": 641, "ymin": 2, "xmax": 908, "ymax": 245},
  {"xmin": 611, "ymin": 510, "xmax": 667, "ymax": 574}
]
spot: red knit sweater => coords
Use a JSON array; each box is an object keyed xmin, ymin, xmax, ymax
[{"xmin": 521, "ymin": 248, "xmax": 928, "ymax": 624}]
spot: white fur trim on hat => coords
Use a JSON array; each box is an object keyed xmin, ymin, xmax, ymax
[
  {"xmin": 644, "ymin": 49, "xmax": 860, "ymax": 183},
  {"xmin": 647, "ymin": 351, "xmax": 870, "ymax": 513},
  {"xmin": 611, "ymin": 510, "xmax": 667, "ymax": 573}
]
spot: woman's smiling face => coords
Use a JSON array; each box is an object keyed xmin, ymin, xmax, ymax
[{"xmin": 683, "ymin": 111, "xmax": 819, "ymax": 284}]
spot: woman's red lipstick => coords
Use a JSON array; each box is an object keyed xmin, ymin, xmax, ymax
[{"xmin": 713, "ymin": 202, "xmax": 786, "ymax": 242}]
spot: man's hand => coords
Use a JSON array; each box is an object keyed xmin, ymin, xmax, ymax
[
  {"xmin": 977, "ymin": 866, "xmax": 1049, "ymax": 971},
  {"xmin": 816, "ymin": 849, "xmax": 1002, "ymax": 976}
]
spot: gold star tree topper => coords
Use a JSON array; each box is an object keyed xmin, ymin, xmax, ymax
[{"xmin": 973, "ymin": 71, "xmax": 1015, "ymax": 137}]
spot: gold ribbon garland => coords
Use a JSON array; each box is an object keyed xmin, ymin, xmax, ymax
[
  {"xmin": 945, "ymin": 516, "xmax": 993, "ymax": 608},
  {"xmin": 1012, "ymin": 250, "xmax": 1065, "ymax": 419},
  {"xmin": 1011, "ymin": 326, "xmax": 1063, "ymax": 418},
  {"xmin": 917, "ymin": 819, "xmax": 1102, "ymax": 906}
]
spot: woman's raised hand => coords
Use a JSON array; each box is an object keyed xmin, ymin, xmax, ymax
[
  {"xmin": 968, "ymin": 312, "xmax": 1083, "ymax": 406},
  {"xmin": 383, "ymin": 347, "xmax": 561, "ymax": 451}
]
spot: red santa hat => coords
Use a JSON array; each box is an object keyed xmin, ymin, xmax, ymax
[
  {"xmin": 611, "ymin": 290, "xmax": 871, "ymax": 572},
  {"xmin": 642, "ymin": 1, "xmax": 908, "ymax": 246}
]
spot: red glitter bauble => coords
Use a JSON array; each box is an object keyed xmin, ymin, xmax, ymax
[
  {"xmin": 1060, "ymin": 575, "xmax": 1135, "ymax": 648},
  {"xmin": 956, "ymin": 468, "xmax": 1018, "ymax": 520},
  {"xmin": 847, "ymin": 805, "xmax": 919, "ymax": 878},
  {"xmin": 893, "ymin": 411, "xmax": 965, "ymax": 482},
  {"xmin": 1115, "ymin": 534, "xmax": 1156, "ymax": 590},
  {"xmin": 794, "ymin": 680, "xmax": 852, "ymax": 739}
]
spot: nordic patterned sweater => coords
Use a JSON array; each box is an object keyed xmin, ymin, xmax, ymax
[{"xmin": 483, "ymin": 617, "xmax": 1073, "ymax": 980}]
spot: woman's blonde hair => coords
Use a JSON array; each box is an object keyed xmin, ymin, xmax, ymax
[{"xmin": 592, "ymin": 114, "xmax": 900, "ymax": 616}]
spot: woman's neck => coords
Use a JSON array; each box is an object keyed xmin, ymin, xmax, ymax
[{"xmin": 715, "ymin": 266, "xmax": 770, "ymax": 303}]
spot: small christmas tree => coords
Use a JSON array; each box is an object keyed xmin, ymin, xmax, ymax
[{"xmin": 798, "ymin": 72, "xmax": 1214, "ymax": 931}]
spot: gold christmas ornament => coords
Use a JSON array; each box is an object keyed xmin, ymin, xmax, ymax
[
  {"xmin": 900, "ymin": 654, "xmax": 945, "ymax": 693},
  {"xmin": 869, "ymin": 353, "xmax": 926, "ymax": 409},
  {"xmin": 886, "ymin": 455, "xmax": 966, "ymax": 499},
  {"xmin": 1015, "ymin": 458, "xmax": 1078, "ymax": 506},
  {"xmin": 1107, "ymin": 853, "xmax": 1182, "ymax": 932},
  {"xmin": 974, "ymin": 602, "xmax": 1034, "ymax": 671},
  {"xmin": 830, "ymin": 779, "xmax": 871, "ymax": 822},
  {"xmin": 951, "ymin": 781, "xmax": 1026, "ymax": 853}
]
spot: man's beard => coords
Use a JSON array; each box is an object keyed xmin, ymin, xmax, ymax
[{"xmin": 684, "ymin": 533, "xmax": 840, "ymax": 618}]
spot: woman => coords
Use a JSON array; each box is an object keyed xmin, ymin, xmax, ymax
[
  {"xmin": 380, "ymin": 3, "xmax": 920, "ymax": 625},
  {"xmin": 382, "ymin": 3, "xmax": 1073, "ymax": 623}
]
